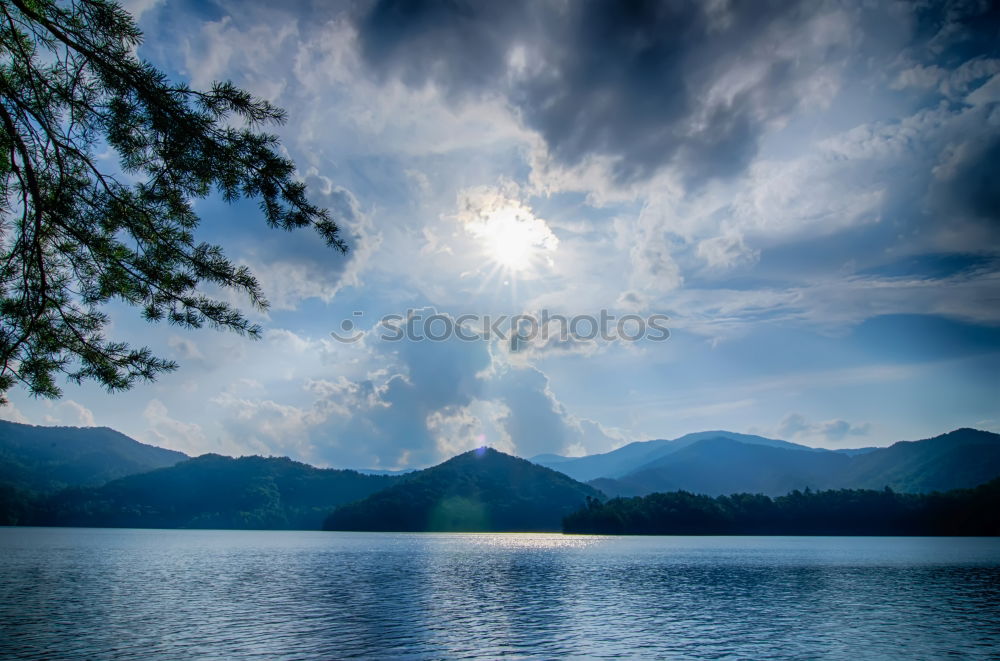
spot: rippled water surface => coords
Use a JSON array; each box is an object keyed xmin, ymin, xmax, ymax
[{"xmin": 1, "ymin": 529, "xmax": 999, "ymax": 659}]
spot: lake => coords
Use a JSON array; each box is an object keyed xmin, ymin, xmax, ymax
[{"xmin": 1, "ymin": 529, "xmax": 998, "ymax": 659}]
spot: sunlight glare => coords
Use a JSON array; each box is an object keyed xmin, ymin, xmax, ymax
[{"xmin": 462, "ymin": 194, "xmax": 558, "ymax": 274}]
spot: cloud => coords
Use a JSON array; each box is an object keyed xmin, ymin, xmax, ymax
[
  {"xmin": 79, "ymin": 0, "xmax": 1000, "ymax": 465},
  {"xmin": 426, "ymin": 399, "xmax": 515, "ymax": 458},
  {"xmin": 354, "ymin": 0, "xmax": 854, "ymax": 186},
  {"xmin": 143, "ymin": 399, "xmax": 213, "ymax": 456},
  {"xmin": 617, "ymin": 211, "xmax": 684, "ymax": 294},
  {"xmin": 455, "ymin": 184, "xmax": 558, "ymax": 276},
  {"xmin": 484, "ymin": 359, "xmax": 625, "ymax": 457},
  {"xmin": 663, "ymin": 267, "xmax": 1000, "ymax": 342},
  {"xmin": 356, "ymin": 0, "xmax": 527, "ymax": 95},
  {"xmin": 211, "ymin": 391, "xmax": 326, "ymax": 460},
  {"xmin": 348, "ymin": 0, "xmax": 1000, "ymax": 293},
  {"xmin": 120, "ymin": 0, "xmax": 164, "ymax": 22},
  {"xmin": 204, "ymin": 310, "xmax": 622, "ymax": 468},
  {"xmin": 696, "ymin": 232, "xmax": 758, "ymax": 269},
  {"xmin": 167, "ymin": 335, "xmax": 205, "ymax": 361},
  {"xmin": 777, "ymin": 413, "xmax": 870, "ymax": 443},
  {"xmin": 41, "ymin": 400, "xmax": 96, "ymax": 428},
  {"xmin": 930, "ymin": 132, "xmax": 1000, "ymax": 228},
  {"xmin": 243, "ymin": 181, "xmax": 379, "ymax": 311},
  {"xmin": 144, "ymin": 0, "xmax": 1000, "ymax": 329},
  {"xmin": 0, "ymin": 402, "xmax": 30, "ymax": 424}
]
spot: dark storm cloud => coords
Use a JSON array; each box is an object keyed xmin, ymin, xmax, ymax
[
  {"xmin": 353, "ymin": 0, "xmax": 840, "ymax": 184},
  {"xmin": 357, "ymin": 0, "xmax": 529, "ymax": 91},
  {"xmin": 909, "ymin": 0, "xmax": 1000, "ymax": 63},
  {"xmin": 506, "ymin": 0, "xmax": 820, "ymax": 184},
  {"xmin": 902, "ymin": 0, "xmax": 1000, "ymax": 232},
  {"xmin": 932, "ymin": 134, "xmax": 1000, "ymax": 227}
]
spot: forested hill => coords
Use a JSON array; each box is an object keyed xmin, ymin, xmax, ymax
[
  {"xmin": 0, "ymin": 420, "xmax": 187, "ymax": 493},
  {"xmin": 30, "ymin": 454, "xmax": 399, "ymax": 530},
  {"xmin": 324, "ymin": 448, "xmax": 603, "ymax": 532},
  {"xmin": 563, "ymin": 479, "xmax": 1000, "ymax": 536},
  {"xmin": 836, "ymin": 428, "xmax": 1000, "ymax": 493}
]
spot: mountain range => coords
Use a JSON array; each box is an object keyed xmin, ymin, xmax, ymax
[
  {"xmin": 534, "ymin": 428, "xmax": 1000, "ymax": 497},
  {"xmin": 1, "ymin": 419, "xmax": 999, "ymax": 530},
  {"xmin": 531, "ymin": 430, "xmax": 833, "ymax": 482}
]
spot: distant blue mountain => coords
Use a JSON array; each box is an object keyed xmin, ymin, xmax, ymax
[
  {"xmin": 353, "ymin": 467, "xmax": 417, "ymax": 476},
  {"xmin": 530, "ymin": 430, "xmax": 819, "ymax": 482},
  {"xmin": 591, "ymin": 436, "xmax": 851, "ymax": 497},
  {"xmin": 588, "ymin": 428, "xmax": 1000, "ymax": 498},
  {"xmin": 833, "ymin": 447, "xmax": 879, "ymax": 456}
]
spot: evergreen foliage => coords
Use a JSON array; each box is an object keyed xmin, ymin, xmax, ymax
[
  {"xmin": 563, "ymin": 480, "xmax": 1000, "ymax": 535},
  {"xmin": 30, "ymin": 453, "xmax": 397, "ymax": 529},
  {"xmin": 0, "ymin": 0, "xmax": 343, "ymax": 401},
  {"xmin": 0, "ymin": 418, "xmax": 184, "ymax": 492}
]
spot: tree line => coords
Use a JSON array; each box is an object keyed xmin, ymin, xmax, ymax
[{"xmin": 563, "ymin": 479, "xmax": 1000, "ymax": 535}]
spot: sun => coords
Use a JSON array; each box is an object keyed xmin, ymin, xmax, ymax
[
  {"xmin": 466, "ymin": 201, "xmax": 559, "ymax": 273},
  {"xmin": 485, "ymin": 207, "xmax": 541, "ymax": 270}
]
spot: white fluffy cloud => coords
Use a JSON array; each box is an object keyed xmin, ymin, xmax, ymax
[
  {"xmin": 29, "ymin": 400, "xmax": 97, "ymax": 428},
  {"xmin": 0, "ymin": 402, "xmax": 30, "ymax": 424},
  {"xmin": 777, "ymin": 413, "xmax": 871, "ymax": 444},
  {"xmin": 197, "ymin": 310, "xmax": 624, "ymax": 468}
]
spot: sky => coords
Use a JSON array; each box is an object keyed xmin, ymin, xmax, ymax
[{"xmin": 3, "ymin": 0, "xmax": 999, "ymax": 469}]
